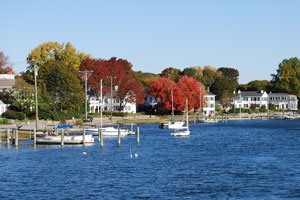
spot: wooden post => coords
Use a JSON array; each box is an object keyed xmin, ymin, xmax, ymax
[
  {"xmin": 34, "ymin": 128, "xmax": 37, "ymax": 144},
  {"xmin": 98, "ymin": 127, "xmax": 101, "ymax": 143},
  {"xmin": 131, "ymin": 123, "xmax": 133, "ymax": 132},
  {"xmin": 137, "ymin": 127, "xmax": 140, "ymax": 144},
  {"xmin": 6, "ymin": 129, "xmax": 10, "ymax": 144},
  {"xmin": 100, "ymin": 129, "xmax": 103, "ymax": 148},
  {"xmin": 15, "ymin": 130, "xmax": 19, "ymax": 146},
  {"xmin": 61, "ymin": 129, "xmax": 64, "ymax": 146},
  {"xmin": 83, "ymin": 128, "xmax": 86, "ymax": 145},
  {"xmin": 0, "ymin": 130, "xmax": 2, "ymax": 144},
  {"xmin": 118, "ymin": 128, "xmax": 121, "ymax": 146}
]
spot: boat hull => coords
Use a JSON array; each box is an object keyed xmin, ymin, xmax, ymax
[
  {"xmin": 36, "ymin": 134, "xmax": 94, "ymax": 144},
  {"xmin": 86, "ymin": 127, "xmax": 128, "ymax": 136}
]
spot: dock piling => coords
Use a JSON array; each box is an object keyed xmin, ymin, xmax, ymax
[
  {"xmin": 83, "ymin": 128, "xmax": 86, "ymax": 146},
  {"xmin": 98, "ymin": 127, "xmax": 101, "ymax": 143},
  {"xmin": 118, "ymin": 128, "xmax": 121, "ymax": 146},
  {"xmin": 15, "ymin": 130, "xmax": 19, "ymax": 146},
  {"xmin": 34, "ymin": 128, "xmax": 37, "ymax": 144},
  {"xmin": 100, "ymin": 130, "xmax": 103, "ymax": 148},
  {"xmin": 137, "ymin": 127, "xmax": 140, "ymax": 144},
  {"xmin": 61, "ymin": 129, "xmax": 64, "ymax": 146},
  {"xmin": 0, "ymin": 130, "xmax": 2, "ymax": 144},
  {"xmin": 131, "ymin": 123, "xmax": 133, "ymax": 132},
  {"xmin": 6, "ymin": 129, "xmax": 10, "ymax": 144}
]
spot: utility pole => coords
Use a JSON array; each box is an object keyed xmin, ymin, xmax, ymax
[
  {"xmin": 34, "ymin": 64, "xmax": 38, "ymax": 131},
  {"xmin": 199, "ymin": 86, "xmax": 202, "ymax": 118},
  {"xmin": 171, "ymin": 88, "xmax": 174, "ymax": 121},
  {"xmin": 100, "ymin": 79, "xmax": 103, "ymax": 128},
  {"xmin": 79, "ymin": 70, "xmax": 93, "ymax": 127}
]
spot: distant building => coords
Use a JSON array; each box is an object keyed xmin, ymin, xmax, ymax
[
  {"xmin": 88, "ymin": 88, "xmax": 136, "ymax": 114},
  {"xmin": 0, "ymin": 100, "xmax": 8, "ymax": 116},
  {"xmin": 268, "ymin": 93, "xmax": 298, "ymax": 110},
  {"xmin": 232, "ymin": 90, "xmax": 269, "ymax": 109},
  {"xmin": 0, "ymin": 74, "xmax": 15, "ymax": 91},
  {"xmin": 203, "ymin": 89, "xmax": 216, "ymax": 116},
  {"xmin": 144, "ymin": 94, "xmax": 158, "ymax": 108}
]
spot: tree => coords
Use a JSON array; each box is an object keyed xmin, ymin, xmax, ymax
[
  {"xmin": 177, "ymin": 76, "xmax": 205, "ymax": 111},
  {"xmin": 271, "ymin": 57, "xmax": 300, "ymax": 96},
  {"xmin": 27, "ymin": 41, "xmax": 90, "ymax": 71},
  {"xmin": 201, "ymin": 66, "xmax": 221, "ymax": 87},
  {"xmin": 116, "ymin": 76, "xmax": 145, "ymax": 111},
  {"xmin": 10, "ymin": 77, "xmax": 35, "ymax": 116},
  {"xmin": 246, "ymin": 80, "xmax": 272, "ymax": 92},
  {"xmin": 149, "ymin": 77, "xmax": 183, "ymax": 112},
  {"xmin": 0, "ymin": 52, "xmax": 14, "ymax": 74},
  {"xmin": 217, "ymin": 67, "xmax": 239, "ymax": 89},
  {"xmin": 160, "ymin": 67, "xmax": 182, "ymax": 82}
]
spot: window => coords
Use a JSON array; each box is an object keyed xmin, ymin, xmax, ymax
[{"xmin": 210, "ymin": 104, "xmax": 214, "ymax": 108}]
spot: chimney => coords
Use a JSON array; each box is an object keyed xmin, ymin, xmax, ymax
[{"xmin": 207, "ymin": 87, "xmax": 210, "ymax": 92}]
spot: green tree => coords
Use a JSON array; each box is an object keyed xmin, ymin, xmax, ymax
[
  {"xmin": 201, "ymin": 66, "xmax": 221, "ymax": 87},
  {"xmin": 244, "ymin": 80, "xmax": 272, "ymax": 92},
  {"xmin": 160, "ymin": 67, "xmax": 182, "ymax": 82},
  {"xmin": 271, "ymin": 57, "xmax": 300, "ymax": 96}
]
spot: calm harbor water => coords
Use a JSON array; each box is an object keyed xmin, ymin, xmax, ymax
[{"xmin": 0, "ymin": 119, "xmax": 300, "ymax": 199}]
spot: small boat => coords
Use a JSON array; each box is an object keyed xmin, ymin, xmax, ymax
[
  {"xmin": 282, "ymin": 114, "xmax": 296, "ymax": 120},
  {"xmin": 86, "ymin": 127, "xmax": 129, "ymax": 137},
  {"xmin": 171, "ymin": 99, "xmax": 190, "ymax": 137},
  {"xmin": 36, "ymin": 134, "xmax": 94, "ymax": 144},
  {"xmin": 159, "ymin": 88, "xmax": 185, "ymax": 129},
  {"xmin": 196, "ymin": 118, "xmax": 218, "ymax": 123},
  {"xmin": 159, "ymin": 120, "xmax": 185, "ymax": 129}
]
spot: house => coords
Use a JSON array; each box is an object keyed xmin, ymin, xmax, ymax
[
  {"xmin": 203, "ymin": 90, "xmax": 216, "ymax": 116},
  {"xmin": 0, "ymin": 100, "xmax": 8, "ymax": 116},
  {"xmin": 232, "ymin": 90, "xmax": 269, "ymax": 109},
  {"xmin": 0, "ymin": 74, "xmax": 15, "ymax": 91},
  {"xmin": 144, "ymin": 94, "xmax": 158, "ymax": 108},
  {"xmin": 88, "ymin": 87, "xmax": 136, "ymax": 114},
  {"xmin": 268, "ymin": 93, "xmax": 298, "ymax": 110}
]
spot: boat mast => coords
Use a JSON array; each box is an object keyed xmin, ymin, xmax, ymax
[
  {"xmin": 100, "ymin": 79, "xmax": 103, "ymax": 129},
  {"xmin": 171, "ymin": 88, "xmax": 174, "ymax": 121},
  {"xmin": 199, "ymin": 86, "xmax": 202, "ymax": 118},
  {"xmin": 186, "ymin": 99, "xmax": 189, "ymax": 129}
]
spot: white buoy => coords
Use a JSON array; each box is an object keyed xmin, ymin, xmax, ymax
[
  {"xmin": 130, "ymin": 146, "xmax": 133, "ymax": 159},
  {"xmin": 82, "ymin": 152, "xmax": 87, "ymax": 155},
  {"xmin": 135, "ymin": 153, "xmax": 138, "ymax": 158}
]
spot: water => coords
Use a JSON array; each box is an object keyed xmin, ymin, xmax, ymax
[{"xmin": 1, "ymin": 119, "xmax": 300, "ymax": 199}]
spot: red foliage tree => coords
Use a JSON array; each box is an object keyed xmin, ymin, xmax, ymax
[
  {"xmin": 0, "ymin": 52, "xmax": 14, "ymax": 74},
  {"xmin": 117, "ymin": 76, "xmax": 145, "ymax": 111},
  {"xmin": 177, "ymin": 76, "xmax": 206, "ymax": 111},
  {"xmin": 149, "ymin": 77, "xmax": 184, "ymax": 112}
]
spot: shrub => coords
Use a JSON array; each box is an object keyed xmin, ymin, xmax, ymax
[
  {"xmin": 60, "ymin": 118, "xmax": 66, "ymax": 125},
  {"xmin": 75, "ymin": 119, "xmax": 83, "ymax": 125},
  {"xmin": 2, "ymin": 111, "xmax": 18, "ymax": 119}
]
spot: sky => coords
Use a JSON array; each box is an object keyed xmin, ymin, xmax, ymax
[{"xmin": 1, "ymin": 0, "xmax": 300, "ymax": 84}]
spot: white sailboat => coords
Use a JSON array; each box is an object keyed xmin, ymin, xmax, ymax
[
  {"xmin": 159, "ymin": 88, "xmax": 185, "ymax": 129},
  {"xmin": 86, "ymin": 79, "xmax": 128, "ymax": 137},
  {"xmin": 36, "ymin": 134, "xmax": 94, "ymax": 144},
  {"xmin": 171, "ymin": 99, "xmax": 190, "ymax": 136}
]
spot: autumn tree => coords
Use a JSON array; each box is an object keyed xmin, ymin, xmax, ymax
[
  {"xmin": 0, "ymin": 52, "xmax": 14, "ymax": 74},
  {"xmin": 177, "ymin": 76, "xmax": 205, "ymax": 111},
  {"xmin": 160, "ymin": 67, "xmax": 182, "ymax": 82},
  {"xmin": 217, "ymin": 67, "xmax": 239, "ymax": 89},
  {"xmin": 271, "ymin": 57, "xmax": 300, "ymax": 96},
  {"xmin": 149, "ymin": 77, "xmax": 184, "ymax": 112},
  {"xmin": 27, "ymin": 41, "xmax": 90, "ymax": 71},
  {"xmin": 116, "ymin": 76, "xmax": 145, "ymax": 111},
  {"xmin": 201, "ymin": 66, "xmax": 221, "ymax": 87}
]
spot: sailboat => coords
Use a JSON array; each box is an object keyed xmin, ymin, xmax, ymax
[
  {"xmin": 159, "ymin": 88, "xmax": 185, "ymax": 129},
  {"xmin": 85, "ymin": 79, "xmax": 128, "ymax": 137},
  {"xmin": 171, "ymin": 99, "xmax": 190, "ymax": 136}
]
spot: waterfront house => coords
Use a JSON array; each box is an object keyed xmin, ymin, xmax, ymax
[
  {"xmin": 88, "ymin": 87, "xmax": 136, "ymax": 114},
  {"xmin": 203, "ymin": 89, "xmax": 216, "ymax": 116},
  {"xmin": 232, "ymin": 90, "xmax": 269, "ymax": 109},
  {"xmin": 0, "ymin": 74, "xmax": 15, "ymax": 91},
  {"xmin": 268, "ymin": 93, "xmax": 298, "ymax": 110},
  {"xmin": 0, "ymin": 100, "xmax": 8, "ymax": 116}
]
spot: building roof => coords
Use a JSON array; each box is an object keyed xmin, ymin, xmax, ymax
[
  {"xmin": 205, "ymin": 91, "xmax": 215, "ymax": 96},
  {"xmin": 268, "ymin": 93, "xmax": 296, "ymax": 97},
  {"xmin": 238, "ymin": 91, "xmax": 265, "ymax": 97},
  {"xmin": 0, "ymin": 78, "xmax": 15, "ymax": 88}
]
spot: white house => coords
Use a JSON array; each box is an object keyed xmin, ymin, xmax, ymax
[
  {"xmin": 144, "ymin": 94, "xmax": 158, "ymax": 108},
  {"xmin": 0, "ymin": 74, "xmax": 15, "ymax": 91},
  {"xmin": 232, "ymin": 90, "xmax": 269, "ymax": 109},
  {"xmin": 0, "ymin": 100, "xmax": 8, "ymax": 116},
  {"xmin": 203, "ymin": 91, "xmax": 216, "ymax": 116},
  {"xmin": 268, "ymin": 93, "xmax": 298, "ymax": 110},
  {"xmin": 88, "ymin": 88, "xmax": 136, "ymax": 114}
]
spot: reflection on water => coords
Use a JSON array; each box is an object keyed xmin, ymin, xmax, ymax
[{"xmin": 0, "ymin": 119, "xmax": 300, "ymax": 199}]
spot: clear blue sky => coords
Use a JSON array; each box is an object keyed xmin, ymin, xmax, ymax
[{"xmin": 1, "ymin": 0, "xmax": 300, "ymax": 84}]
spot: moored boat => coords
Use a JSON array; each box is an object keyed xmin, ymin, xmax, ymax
[{"xmin": 36, "ymin": 134, "xmax": 94, "ymax": 144}]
